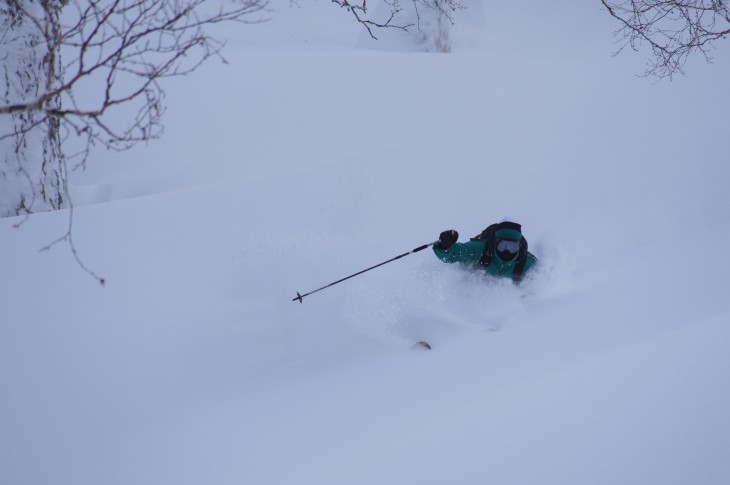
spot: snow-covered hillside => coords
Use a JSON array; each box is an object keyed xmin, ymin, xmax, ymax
[{"xmin": 2, "ymin": 2, "xmax": 729, "ymax": 484}]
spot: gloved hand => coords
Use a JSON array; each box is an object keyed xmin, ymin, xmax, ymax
[{"xmin": 436, "ymin": 229, "xmax": 458, "ymax": 250}]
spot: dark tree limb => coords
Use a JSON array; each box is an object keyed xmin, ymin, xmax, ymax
[{"xmin": 601, "ymin": 0, "xmax": 730, "ymax": 79}]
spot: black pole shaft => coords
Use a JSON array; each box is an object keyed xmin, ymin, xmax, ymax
[{"xmin": 293, "ymin": 241, "xmax": 437, "ymax": 303}]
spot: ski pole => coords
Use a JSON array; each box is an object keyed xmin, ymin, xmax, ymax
[{"xmin": 293, "ymin": 241, "xmax": 438, "ymax": 303}]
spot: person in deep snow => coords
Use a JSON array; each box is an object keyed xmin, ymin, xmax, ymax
[{"xmin": 433, "ymin": 220, "xmax": 537, "ymax": 283}]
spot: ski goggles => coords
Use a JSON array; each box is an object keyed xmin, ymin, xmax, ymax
[{"xmin": 495, "ymin": 239, "xmax": 520, "ymax": 254}]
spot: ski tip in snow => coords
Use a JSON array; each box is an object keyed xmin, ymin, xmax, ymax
[{"xmin": 415, "ymin": 340, "xmax": 432, "ymax": 350}]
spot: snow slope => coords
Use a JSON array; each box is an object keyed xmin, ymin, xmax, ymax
[{"xmin": 2, "ymin": 2, "xmax": 730, "ymax": 484}]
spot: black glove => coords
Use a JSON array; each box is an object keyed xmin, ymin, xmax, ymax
[{"xmin": 436, "ymin": 229, "xmax": 458, "ymax": 250}]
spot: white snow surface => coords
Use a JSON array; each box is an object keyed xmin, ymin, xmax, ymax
[{"xmin": 2, "ymin": 2, "xmax": 730, "ymax": 484}]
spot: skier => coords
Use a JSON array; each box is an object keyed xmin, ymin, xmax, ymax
[{"xmin": 433, "ymin": 219, "xmax": 537, "ymax": 283}]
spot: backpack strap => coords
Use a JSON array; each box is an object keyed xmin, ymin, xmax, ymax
[
  {"xmin": 511, "ymin": 238, "xmax": 529, "ymax": 283},
  {"xmin": 471, "ymin": 223, "xmax": 499, "ymax": 268}
]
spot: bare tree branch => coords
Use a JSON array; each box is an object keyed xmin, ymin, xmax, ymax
[
  {"xmin": 37, "ymin": 156, "xmax": 106, "ymax": 285},
  {"xmin": 601, "ymin": 0, "xmax": 730, "ymax": 79},
  {"xmin": 1, "ymin": 0, "xmax": 269, "ymax": 160},
  {"xmin": 330, "ymin": 0, "xmax": 413, "ymax": 39},
  {"xmin": 329, "ymin": 0, "xmax": 463, "ymax": 52},
  {"xmin": 1, "ymin": 0, "xmax": 269, "ymax": 283}
]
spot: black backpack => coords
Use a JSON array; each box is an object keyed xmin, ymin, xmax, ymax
[{"xmin": 470, "ymin": 221, "xmax": 532, "ymax": 283}]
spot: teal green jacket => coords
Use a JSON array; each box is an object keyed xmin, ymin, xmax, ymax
[{"xmin": 433, "ymin": 240, "xmax": 537, "ymax": 279}]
